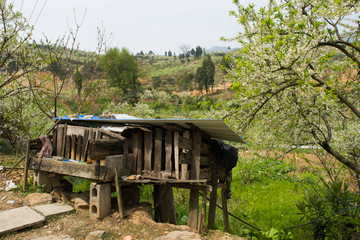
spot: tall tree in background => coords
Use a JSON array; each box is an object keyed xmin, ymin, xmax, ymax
[
  {"xmin": 196, "ymin": 55, "xmax": 215, "ymax": 94},
  {"xmin": 100, "ymin": 47, "xmax": 140, "ymax": 103},
  {"xmin": 195, "ymin": 46, "xmax": 203, "ymax": 59},
  {"xmin": 222, "ymin": 0, "xmax": 360, "ymax": 177}
]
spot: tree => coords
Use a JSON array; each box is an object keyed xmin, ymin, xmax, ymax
[
  {"xmin": 165, "ymin": 51, "xmax": 168, "ymax": 56},
  {"xmin": 195, "ymin": 46, "xmax": 203, "ymax": 58},
  {"xmin": 190, "ymin": 48, "xmax": 196, "ymax": 57},
  {"xmin": 74, "ymin": 67, "xmax": 83, "ymax": 96},
  {"xmin": 100, "ymin": 47, "xmax": 140, "ymax": 102},
  {"xmin": 168, "ymin": 50, "xmax": 172, "ymax": 57},
  {"xmin": 179, "ymin": 44, "xmax": 190, "ymax": 60},
  {"xmin": 223, "ymin": 0, "xmax": 360, "ymax": 176},
  {"xmin": 196, "ymin": 55, "xmax": 215, "ymax": 94},
  {"xmin": 0, "ymin": 0, "xmax": 36, "ymax": 100}
]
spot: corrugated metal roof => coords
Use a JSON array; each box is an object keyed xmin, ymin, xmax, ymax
[{"xmin": 56, "ymin": 115, "xmax": 244, "ymax": 143}]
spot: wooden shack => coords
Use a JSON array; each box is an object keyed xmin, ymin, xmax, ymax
[{"xmin": 24, "ymin": 115, "xmax": 243, "ymax": 233}]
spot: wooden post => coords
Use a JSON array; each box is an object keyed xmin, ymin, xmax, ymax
[
  {"xmin": 65, "ymin": 135, "xmax": 71, "ymax": 159},
  {"xmin": 56, "ymin": 125, "xmax": 64, "ymax": 157},
  {"xmin": 153, "ymin": 185, "xmax": 176, "ymax": 224},
  {"xmin": 114, "ymin": 168, "xmax": 124, "ymax": 218},
  {"xmin": 136, "ymin": 132, "xmax": 143, "ymax": 175},
  {"xmin": 144, "ymin": 131, "xmax": 153, "ymax": 171},
  {"xmin": 191, "ymin": 131, "xmax": 201, "ymax": 180},
  {"xmin": 208, "ymin": 155, "xmax": 218, "ymax": 229},
  {"xmin": 23, "ymin": 140, "xmax": 30, "ymax": 191},
  {"xmin": 61, "ymin": 124, "xmax": 67, "ymax": 157},
  {"xmin": 76, "ymin": 135, "xmax": 83, "ymax": 161},
  {"xmin": 174, "ymin": 132, "xmax": 179, "ymax": 179},
  {"xmin": 181, "ymin": 131, "xmax": 190, "ymax": 180},
  {"xmin": 71, "ymin": 134, "xmax": 76, "ymax": 159},
  {"xmin": 165, "ymin": 130, "xmax": 172, "ymax": 173},
  {"xmin": 188, "ymin": 189, "xmax": 199, "ymax": 230},
  {"xmin": 221, "ymin": 185, "xmax": 229, "ymax": 232},
  {"xmin": 154, "ymin": 129, "xmax": 163, "ymax": 177},
  {"xmin": 198, "ymin": 187, "xmax": 208, "ymax": 234},
  {"xmin": 81, "ymin": 129, "xmax": 89, "ymax": 162}
]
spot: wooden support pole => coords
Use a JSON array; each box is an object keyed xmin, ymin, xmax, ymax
[
  {"xmin": 191, "ymin": 131, "xmax": 201, "ymax": 180},
  {"xmin": 153, "ymin": 185, "xmax": 176, "ymax": 224},
  {"xmin": 165, "ymin": 130, "xmax": 173, "ymax": 173},
  {"xmin": 221, "ymin": 185, "xmax": 229, "ymax": 232},
  {"xmin": 23, "ymin": 141, "xmax": 30, "ymax": 191},
  {"xmin": 114, "ymin": 168, "xmax": 124, "ymax": 218},
  {"xmin": 208, "ymin": 153, "xmax": 218, "ymax": 229},
  {"xmin": 198, "ymin": 187, "xmax": 208, "ymax": 234},
  {"xmin": 188, "ymin": 189, "xmax": 199, "ymax": 230}
]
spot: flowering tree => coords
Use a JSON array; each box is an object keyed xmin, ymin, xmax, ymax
[{"xmin": 222, "ymin": 0, "xmax": 360, "ymax": 175}]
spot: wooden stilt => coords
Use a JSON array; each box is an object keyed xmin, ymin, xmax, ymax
[
  {"xmin": 188, "ymin": 189, "xmax": 199, "ymax": 230},
  {"xmin": 221, "ymin": 185, "xmax": 229, "ymax": 232},
  {"xmin": 23, "ymin": 141, "xmax": 30, "ymax": 191},
  {"xmin": 114, "ymin": 168, "xmax": 124, "ymax": 218},
  {"xmin": 198, "ymin": 187, "xmax": 208, "ymax": 234}
]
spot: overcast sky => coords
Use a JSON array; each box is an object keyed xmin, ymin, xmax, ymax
[{"xmin": 13, "ymin": 0, "xmax": 268, "ymax": 55}]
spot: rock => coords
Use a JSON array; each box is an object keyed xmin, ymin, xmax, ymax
[
  {"xmin": 61, "ymin": 191, "xmax": 72, "ymax": 203},
  {"xmin": 5, "ymin": 200, "xmax": 15, "ymax": 205},
  {"xmin": 126, "ymin": 202, "xmax": 154, "ymax": 224},
  {"xmin": 153, "ymin": 231, "xmax": 203, "ymax": 240},
  {"xmin": 23, "ymin": 193, "xmax": 53, "ymax": 206},
  {"xmin": 85, "ymin": 230, "xmax": 105, "ymax": 240},
  {"xmin": 71, "ymin": 191, "xmax": 89, "ymax": 210},
  {"xmin": 50, "ymin": 187, "xmax": 63, "ymax": 202}
]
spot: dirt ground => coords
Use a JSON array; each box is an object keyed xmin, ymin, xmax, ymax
[{"xmin": 0, "ymin": 160, "xmax": 244, "ymax": 240}]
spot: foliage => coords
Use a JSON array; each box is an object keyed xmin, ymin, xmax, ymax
[
  {"xmin": 244, "ymin": 227, "xmax": 293, "ymax": 240},
  {"xmin": 196, "ymin": 55, "xmax": 215, "ymax": 93},
  {"xmin": 74, "ymin": 67, "xmax": 83, "ymax": 96},
  {"xmin": 100, "ymin": 47, "xmax": 140, "ymax": 103},
  {"xmin": 222, "ymin": 0, "xmax": 360, "ymax": 176},
  {"xmin": 296, "ymin": 180, "xmax": 360, "ymax": 239}
]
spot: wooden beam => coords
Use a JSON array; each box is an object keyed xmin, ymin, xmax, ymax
[
  {"xmin": 144, "ymin": 131, "xmax": 153, "ymax": 171},
  {"xmin": 221, "ymin": 186, "xmax": 229, "ymax": 232},
  {"xmin": 29, "ymin": 158, "xmax": 111, "ymax": 181},
  {"xmin": 115, "ymin": 168, "xmax": 124, "ymax": 218},
  {"xmin": 98, "ymin": 128, "xmax": 125, "ymax": 141},
  {"xmin": 180, "ymin": 152, "xmax": 209, "ymax": 166},
  {"xmin": 181, "ymin": 131, "xmax": 190, "ymax": 180},
  {"xmin": 165, "ymin": 130, "xmax": 173, "ymax": 173},
  {"xmin": 71, "ymin": 134, "xmax": 76, "ymax": 159},
  {"xmin": 191, "ymin": 131, "xmax": 201, "ymax": 180},
  {"xmin": 154, "ymin": 128, "xmax": 163, "ymax": 177},
  {"xmin": 198, "ymin": 187, "xmax": 208, "ymax": 234},
  {"xmin": 188, "ymin": 189, "xmax": 199, "ymax": 230},
  {"xmin": 23, "ymin": 141, "xmax": 30, "ymax": 191},
  {"xmin": 88, "ymin": 139, "xmax": 123, "ymax": 160}
]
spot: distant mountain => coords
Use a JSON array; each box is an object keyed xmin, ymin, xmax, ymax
[{"xmin": 205, "ymin": 46, "xmax": 236, "ymax": 53}]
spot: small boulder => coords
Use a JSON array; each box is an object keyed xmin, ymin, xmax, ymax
[
  {"xmin": 71, "ymin": 191, "xmax": 89, "ymax": 210},
  {"xmin": 24, "ymin": 193, "xmax": 53, "ymax": 206},
  {"xmin": 85, "ymin": 230, "xmax": 105, "ymax": 240},
  {"xmin": 126, "ymin": 202, "xmax": 153, "ymax": 224}
]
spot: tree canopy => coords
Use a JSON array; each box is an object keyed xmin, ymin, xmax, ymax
[
  {"xmin": 196, "ymin": 55, "xmax": 215, "ymax": 94},
  {"xmin": 223, "ymin": 0, "xmax": 360, "ymax": 175},
  {"xmin": 100, "ymin": 47, "xmax": 139, "ymax": 95}
]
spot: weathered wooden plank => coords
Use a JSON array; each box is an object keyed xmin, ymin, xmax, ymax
[
  {"xmin": 60, "ymin": 124, "xmax": 67, "ymax": 157},
  {"xmin": 76, "ymin": 135, "xmax": 83, "ymax": 161},
  {"xmin": 174, "ymin": 132, "xmax": 179, "ymax": 179},
  {"xmin": 115, "ymin": 168, "xmax": 124, "ymax": 219},
  {"xmin": 23, "ymin": 141, "xmax": 30, "ymax": 191},
  {"xmin": 65, "ymin": 135, "xmax": 71, "ymax": 159},
  {"xmin": 201, "ymin": 143, "xmax": 210, "ymax": 155},
  {"xmin": 98, "ymin": 128, "xmax": 125, "ymax": 141},
  {"xmin": 71, "ymin": 134, "xmax": 76, "ymax": 159},
  {"xmin": 191, "ymin": 131, "xmax": 201, "ymax": 180},
  {"xmin": 180, "ymin": 152, "xmax": 209, "ymax": 166},
  {"xmin": 165, "ymin": 130, "xmax": 173, "ymax": 172},
  {"xmin": 56, "ymin": 126, "xmax": 63, "ymax": 157},
  {"xmin": 154, "ymin": 128, "xmax": 163, "ymax": 176},
  {"xmin": 81, "ymin": 129, "xmax": 89, "ymax": 162},
  {"xmin": 178, "ymin": 135, "xmax": 192, "ymax": 150},
  {"xmin": 181, "ymin": 131, "xmax": 190, "ymax": 180},
  {"xmin": 188, "ymin": 189, "xmax": 199, "ymax": 230},
  {"xmin": 136, "ymin": 132, "xmax": 143, "ymax": 175},
  {"xmin": 221, "ymin": 186, "xmax": 229, "ymax": 232},
  {"xmin": 132, "ymin": 133, "xmax": 139, "ymax": 174},
  {"xmin": 88, "ymin": 139, "xmax": 123, "ymax": 160},
  {"xmin": 144, "ymin": 131, "xmax": 153, "ymax": 171},
  {"xmin": 208, "ymin": 154, "xmax": 218, "ymax": 229},
  {"xmin": 29, "ymin": 158, "xmax": 111, "ymax": 181},
  {"xmin": 53, "ymin": 127, "xmax": 57, "ymax": 156},
  {"xmin": 198, "ymin": 187, "xmax": 208, "ymax": 234},
  {"xmin": 163, "ymin": 124, "xmax": 184, "ymax": 133}
]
